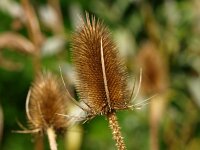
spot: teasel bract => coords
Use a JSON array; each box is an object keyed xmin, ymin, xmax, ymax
[
  {"xmin": 72, "ymin": 14, "xmax": 134, "ymax": 150},
  {"xmin": 25, "ymin": 71, "xmax": 69, "ymax": 150}
]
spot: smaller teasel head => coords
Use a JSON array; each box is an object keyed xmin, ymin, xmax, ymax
[
  {"xmin": 26, "ymin": 71, "xmax": 69, "ymax": 133},
  {"xmin": 137, "ymin": 41, "xmax": 169, "ymax": 95}
]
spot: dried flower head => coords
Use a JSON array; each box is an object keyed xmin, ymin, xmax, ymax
[
  {"xmin": 26, "ymin": 71, "xmax": 68, "ymax": 133},
  {"xmin": 22, "ymin": 71, "xmax": 70, "ymax": 150},
  {"xmin": 72, "ymin": 13, "xmax": 134, "ymax": 150},
  {"xmin": 72, "ymin": 14, "xmax": 130, "ymax": 116},
  {"xmin": 137, "ymin": 41, "xmax": 169, "ymax": 95}
]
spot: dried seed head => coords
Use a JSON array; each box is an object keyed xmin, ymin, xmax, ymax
[
  {"xmin": 72, "ymin": 14, "xmax": 130, "ymax": 115},
  {"xmin": 137, "ymin": 41, "xmax": 169, "ymax": 94},
  {"xmin": 26, "ymin": 71, "xmax": 68, "ymax": 133}
]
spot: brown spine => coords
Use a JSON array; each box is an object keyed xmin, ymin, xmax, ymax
[{"xmin": 107, "ymin": 112, "xmax": 126, "ymax": 150}]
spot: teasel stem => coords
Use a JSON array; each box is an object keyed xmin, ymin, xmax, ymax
[
  {"xmin": 150, "ymin": 99, "xmax": 158, "ymax": 150},
  {"xmin": 150, "ymin": 95, "xmax": 166, "ymax": 150},
  {"xmin": 47, "ymin": 127, "xmax": 57, "ymax": 150},
  {"xmin": 34, "ymin": 135, "xmax": 44, "ymax": 150},
  {"xmin": 21, "ymin": 0, "xmax": 43, "ymax": 75},
  {"xmin": 107, "ymin": 111, "xmax": 126, "ymax": 150}
]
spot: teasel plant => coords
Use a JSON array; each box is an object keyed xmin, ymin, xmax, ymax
[
  {"xmin": 70, "ymin": 13, "xmax": 146, "ymax": 150},
  {"xmin": 137, "ymin": 41, "xmax": 169, "ymax": 150},
  {"xmin": 15, "ymin": 71, "xmax": 70, "ymax": 150}
]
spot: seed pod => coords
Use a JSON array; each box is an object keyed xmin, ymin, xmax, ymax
[
  {"xmin": 27, "ymin": 72, "xmax": 68, "ymax": 131},
  {"xmin": 137, "ymin": 41, "xmax": 169, "ymax": 94},
  {"xmin": 72, "ymin": 14, "xmax": 130, "ymax": 116},
  {"xmin": 26, "ymin": 71, "xmax": 69, "ymax": 150}
]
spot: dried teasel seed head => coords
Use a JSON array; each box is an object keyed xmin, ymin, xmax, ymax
[
  {"xmin": 137, "ymin": 41, "xmax": 169, "ymax": 95},
  {"xmin": 72, "ymin": 14, "xmax": 130, "ymax": 115},
  {"xmin": 26, "ymin": 71, "xmax": 68, "ymax": 133}
]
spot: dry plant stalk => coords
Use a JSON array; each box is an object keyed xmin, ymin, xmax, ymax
[
  {"xmin": 0, "ymin": 32, "xmax": 35, "ymax": 55},
  {"xmin": 141, "ymin": 2, "xmax": 161, "ymax": 46},
  {"xmin": 21, "ymin": 0, "xmax": 43, "ymax": 49},
  {"xmin": 0, "ymin": 0, "xmax": 43, "ymax": 73},
  {"xmin": 72, "ymin": 14, "xmax": 133, "ymax": 150},
  {"xmin": 47, "ymin": 0, "xmax": 65, "ymax": 34},
  {"xmin": 24, "ymin": 72, "xmax": 69, "ymax": 150},
  {"xmin": 21, "ymin": 0, "xmax": 44, "ymax": 74}
]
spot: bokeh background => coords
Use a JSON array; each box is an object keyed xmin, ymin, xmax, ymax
[{"xmin": 0, "ymin": 0, "xmax": 200, "ymax": 150}]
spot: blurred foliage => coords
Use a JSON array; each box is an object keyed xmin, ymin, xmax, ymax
[{"xmin": 0, "ymin": 0, "xmax": 200, "ymax": 150}]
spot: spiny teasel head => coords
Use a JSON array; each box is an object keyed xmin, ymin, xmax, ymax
[
  {"xmin": 72, "ymin": 14, "xmax": 130, "ymax": 116},
  {"xmin": 137, "ymin": 41, "xmax": 169, "ymax": 95},
  {"xmin": 26, "ymin": 71, "xmax": 68, "ymax": 133}
]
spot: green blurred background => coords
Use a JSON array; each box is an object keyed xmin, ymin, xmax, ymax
[{"xmin": 0, "ymin": 0, "xmax": 200, "ymax": 150}]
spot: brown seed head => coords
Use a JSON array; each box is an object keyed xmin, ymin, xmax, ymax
[
  {"xmin": 137, "ymin": 41, "xmax": 169, "ymax": 94},
  {"xmin": 27, "ymin": 71, "xmax": 68, "ymax": 132},
  {"xmin": 72, "ymin": 14, "xmax": 130, "ymax": 115}
]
